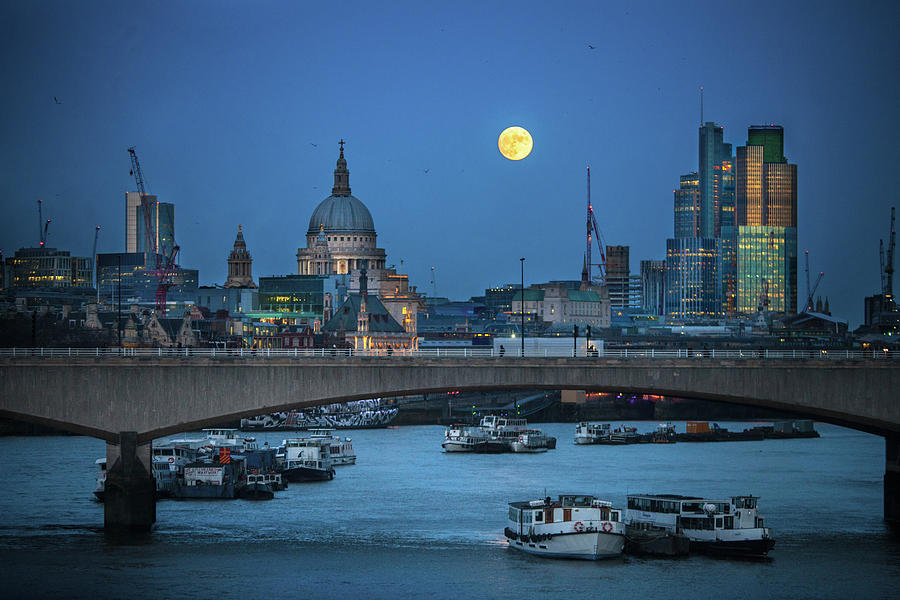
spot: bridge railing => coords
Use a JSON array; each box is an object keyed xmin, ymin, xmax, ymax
[{"xmin": 1, "ymin": 347, "xmax": 898, "ymax": 360}]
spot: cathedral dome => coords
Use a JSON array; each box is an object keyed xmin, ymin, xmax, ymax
[
  {"xmin": 305, "ymin": 141, "xmax": 376, "ymax": 236},
  {"xmin": 307, "ymin": 194, "xmax": 375, "ymax": 235}
]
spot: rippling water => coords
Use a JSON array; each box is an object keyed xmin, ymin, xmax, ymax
[{"xmin": 0, "ymin": 422, "xmax": 898, "ymax": 599}]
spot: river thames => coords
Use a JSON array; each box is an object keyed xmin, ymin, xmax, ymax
[{"xmin": 0, "ymin": 422, "xmax": 898, "ymax": 599}]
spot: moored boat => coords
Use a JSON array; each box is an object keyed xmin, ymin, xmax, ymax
[
  {"xmin": 309, "ymin": 428, "xmax": 356, "ymax": 465},
  {"xmin": 625, "ymin": 493, "xmax": 775, "ymax": 557},
  {"xmin": 504, "ymin": 494, "xmax": 626, "ymax": 560},
  {"xmin": 574, "ymin": 422, "xmax": 610, "ymax": 444},
  {"xmin": 442, "ymin": 424, "xmax": 490, "ymax": 452},
  {"xmin": 509, "ymin": 430, "xmax": 552, "ymax": 453},
  {"xmin": 238, "ymin": 473, "xmax": 274, "ymax": 500},
  {"xmin": 279, "ymin": 437, "xmax": 335, "ymax": 482},
  {"xmin": 93, "ymin": 458, "xmax": 106, "ymax": 501}
]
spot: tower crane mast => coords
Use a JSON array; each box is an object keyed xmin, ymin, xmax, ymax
[
  {"xmin": 585, "ymin": 167, "xmax": 607, "ymax": 283},
  {"xmin": 127, "ymin": 147, "xmax": 175, "ymax": 316},
  {"xmin": 886, "ymin": 207, "xmax": 896, "ymax": 300}
]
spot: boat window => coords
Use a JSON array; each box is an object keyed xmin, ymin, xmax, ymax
[
  {"xmin": 756, "ymin": 517, "xmax": 764, "ymax": 528},
  {"xmin": 563, "ymin": 509, "xmax": 572, "ymax": 522},
  {"xmin": 724, "ymin": 516, "xmax": 734, "ymax": 529},
  {"xmin": 534, "ymin": 511, "xmax": 543, "ymax": 522},
  {"xmin": 611, "ymin": 511, "xmax": 619, "ymax": 522},
  {"xmin": 545, "ymin": 509, "xmax": 554, "ymax": 523},
  {"xmin": 509, "ymin": 508, "xmax": 518, "ymax": 521},
  {"xmin": 715, "ymin": 518, "xmax": 723, "ymax": 529}
]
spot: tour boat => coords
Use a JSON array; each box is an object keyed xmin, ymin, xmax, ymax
[
  {"xmin": 478, "ymin": 415, "xmax": 556, "ymax": 452},
  {"xmin": 442, "ymin": 424, "xmax": 490, "ymax": 452},
  {"xmin": 309, "ymin": 428, "xmax": 357, "ymax": 465},
  {"xmin": 279, "ymin": 437, "xmax": 335, "ymax": 482},
  {"xmin": 238, "ymin": 472, "xmax": 275, "ymax": 500},
  {"xmin": 504, "ymin": 494, "xmax": 626, "ymax": 560},
  {"xmin": 574, "ymin": 422, "xmax": 610, "ymax": 444},
  {"xmin": 93, "ymin": 458, "xmax": 107, "ymax": 501},
  {"xmin": 608, "ymin": 425, "xmax": 641, "ymax": 444},
  {"xmin": 625, "ymin": 493, "xmax": 775, "ymax": 557},
  {"xmin": 509, "ymin": 430, "xmax": 552, "ymax": 453}
]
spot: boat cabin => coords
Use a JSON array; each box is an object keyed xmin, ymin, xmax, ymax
[
  {"xmin": 509, "ymin": 495, "xmax": 621, "ymax": 529},
  {"xmin": 626, "ymin": 494, "xmax": 764, "ymax": 532}
]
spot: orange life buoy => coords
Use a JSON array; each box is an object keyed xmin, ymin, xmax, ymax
[
  {"xmin": 602, "ymin": 521, "xmax": 613, "ymax": 533},
  {"xmin": 573, "ymin": 521, "xmax": 584, "ymax": 532}
]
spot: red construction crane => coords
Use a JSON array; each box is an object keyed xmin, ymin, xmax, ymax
[
  {"xmin": 585, "ymin": 167, "xmax": 607, "ymax": 284},
  {"xmin": 128, "ymin": 147, "xmax": 177, "ymax": 316}
]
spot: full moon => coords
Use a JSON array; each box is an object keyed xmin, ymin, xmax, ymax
[{"xmin": 498, "ymin": 126, "xmax": 533, "ymax": 161}]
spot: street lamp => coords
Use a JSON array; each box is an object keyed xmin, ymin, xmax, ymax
[{"xmin": 520, "ymin": 257, "xmax": 525, "ymax": 357}]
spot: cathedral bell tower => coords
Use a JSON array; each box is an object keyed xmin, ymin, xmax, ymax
[{"xmin": 224, "ymin": 224, "xmax": 257, "ymax": 288}]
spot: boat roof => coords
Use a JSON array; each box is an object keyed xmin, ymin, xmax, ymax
[
  {"xmin": 627, "ymin": 493, "xmax": 759, "ymax": 501},
  {"xmin": 509, "ymin": 494, "xmax": 613, "ymax": 509}
]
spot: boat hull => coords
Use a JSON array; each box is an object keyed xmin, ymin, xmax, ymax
[
  {"xmin": 505, "ymin": 530, "xmax": 624, "ymax": 560},
  {"xmin": 689, "ymin": 537, "xmax": 775, "ymax": 557},
  {"xmin": 509, "ymin": 442, "xmax": 548, "ymax": 453},
  {"xmin": 238, "ymin": 483, "xmax": 274, "ymax": 500},
  {"xmin": 282, "ymin": 466, "xmax": 334, "ymax": 482},
  {"xmin": 174, "ymin": 484, "xmax": 238, "ymax": 499}
]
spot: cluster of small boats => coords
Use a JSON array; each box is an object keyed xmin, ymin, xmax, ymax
[
  {"xmin": 442, "ymin": 416, "xmax": 557, "ymax": 453},
  {"xmin": 505, "ymin": 492, "xmax": 774, "ymax": 560},
  {"xmin": 93, "ymin": 427, "xmax": 356, "ymax": 502},
  {"xmin": 575, "ymin": 420, "xmax": 818, "ymax": 445}
]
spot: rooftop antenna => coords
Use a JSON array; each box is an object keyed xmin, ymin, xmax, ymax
[
  {"xmin": 37, "ymin": 199, "xmax": 43, "ymax": 246},
  {"xmin": 700, "ymin": 86, "xmax": 704, "ymax": 125}
]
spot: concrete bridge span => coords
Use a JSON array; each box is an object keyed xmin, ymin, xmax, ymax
[{"xmin": 1, "ymin": 356, "xmax": 898, "ymax": 531}]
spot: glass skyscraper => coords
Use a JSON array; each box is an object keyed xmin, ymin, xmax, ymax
[
  {"xmin": 674, "ymin": 171, "xmax": 700, "ymax": 238},
  {"xmin": 665, "ymin": 238, "xmax": 721, "ymax": 319},
  {"xmin": 735, "ymin": 125, "xmax": 798, "ymax": 315}
]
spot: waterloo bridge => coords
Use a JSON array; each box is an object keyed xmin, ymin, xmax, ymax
[{"xmin": 0, "ymin": 347, "xmax": 898, "ymax": 532}]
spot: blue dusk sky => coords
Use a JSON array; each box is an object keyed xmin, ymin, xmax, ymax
[{"xmin": 1, "ymin": 1, "xmax": 898, "ymax": 326}]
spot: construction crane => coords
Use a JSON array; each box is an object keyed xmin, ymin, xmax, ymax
[
  {"xmin": 92, "ymin": 225, "xmax": 100, "ymax": 292},
  {"xmin": 585, "ymin": 167, "xmax": 607, "ymax": 283},
  {"xmin": 881, "ymin": 206, "xmax": 896, "ymax": 301},
  {"xmin": 37, "ymin": 200, "xmax": 51, "ymax": 247},
  {"xmin": 128, "ymin": 147, "xmax": 177, "ymax": 316},
  {"xmin": 803, "ymin": 251, "xmax": 824, "ymax": 313}
]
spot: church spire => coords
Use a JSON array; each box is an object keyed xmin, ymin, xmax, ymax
[
  {"xmin": 332, "ymin": 139, "xmax": 351, "ymax": 196},
  {"xmin": 225, "ymin": 224, "xmax": 256, "ymax": 289}
]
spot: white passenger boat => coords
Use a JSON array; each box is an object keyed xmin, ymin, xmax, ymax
[
  {"xmin": 509, "ymin": 430, "xmax": 551, "ymax": 453},
  {"xmin": 504, "ymin": 494, "xmax": 626, "ymax": 560},
  {"xmin": 608, "ymin": 425, "xmax": 640, "ymax": 444},
  {"xmin": 479, "ymin": 416, "xmax": 556, "ymax": 452},
  {"xmin": 442, "ymin": 424, "xmax": 490, "ymax": 452},
  {"xmin": 625, "ymin": 493, "xmax": 775, "ymax": 556},
  {"xmin": 309, "ymin": 428, "xmax": 356, "ymax": 465},
  {"xmin": 93, "ymin": 458, "xmax": 107, "ymax": 501},
  {"xmin": 574, "ymin": 422, "xmax": 610, "ymax": 444},
  {"xmin": 279, "ymin": 437, "xmax": 335, "ymax": 482}
]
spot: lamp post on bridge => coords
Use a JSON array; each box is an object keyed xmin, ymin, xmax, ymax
[{"xmin": 520, "ymin": 257, "xmax": 525, "ymax": 357}]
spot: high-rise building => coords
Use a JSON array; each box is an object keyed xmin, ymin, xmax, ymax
[
  {"xmin": 699, "ymin": 122, "xmax": 734, "ymax": 238},
  {"xmin": 674, "ymin": 172, "xmax": 700, "ymax": 238},
  {"xmin": 735, "ymin": 125, "xmax": 798, "ymax": 314},
  {"xmin": 126, "ymin": 192, "xmax": 175, "ymax": 259},
  {"xmin": 640, "ymin": 259, "xmax": 666, "ymax": 316},
  {"xmin": 97, "ymin": 252, "xmax": 198, "ymax": 311},
  {"xmin": 665, "ymin": 238, "xmax": 721, "ymax": 319},
  {"xmin": 605, "ymin": 245, "xmax": 640, "ymax": 309}
]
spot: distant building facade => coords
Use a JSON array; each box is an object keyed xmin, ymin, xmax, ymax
[
  {"xmin": 640, "ymin": 259, "xmax": 666, "ymax": 316},
  {"xmin": 224, "ymin": 225, "xmax": 256, "ymax": 288}
]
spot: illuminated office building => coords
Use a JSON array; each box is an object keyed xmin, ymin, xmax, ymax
[
  {"xmin": 674, "ymin": 172, "xmax": 700, "ymax": 238},
  {"xmin": 735, "ymin": 125, "xmax": 798, "ymax": 314},
  {"xmin": 664, "ymin": 238, "xmax": 721, "ymax": 320},
  {"xmin": 736, "ymin": 226, "xmax": 797, "ymax": 314},
  {"xmin": 640, "ymin": 259, "xmax": 666, "ymax": 317},
  {"xmin": 699, "ymin": 122, "xmax": 734, "ymax": 238},
  {"xmin": 8, "ymin": 247, "xmax": 93, "ymax": 289},
  {"xmin": 97, "ymin": 252, "xmax": 198, "ymax": 311}
]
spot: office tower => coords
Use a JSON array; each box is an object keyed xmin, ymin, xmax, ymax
[
  {"xmin": 735, "ymin": 125, "xmax": 798, "ymax": 314},
  {"xmin": 665, "ymin": 238, "xmax": 721, "ymax": 319},
  {"xmin": 699, "ymin": 122, "xmax": 734, "ymax": 238},
  {"xmin": 605, "ymin": 245, "xmax": 640, "ymax": 309},
  {"xmin": 640, "ymin": 259, "xmax": 666, "ymax": 316},
  {"xmin": 674, "ymin": 172, "xmax": 700, "ymax": 238},
  {"xmin": 126, "ymin": 192, "xmax": 175, "ymax": 259}
]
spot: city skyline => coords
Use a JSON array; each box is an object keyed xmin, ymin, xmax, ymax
[{"xmin": 2, "ymin": 1, "xmax": 898, "ymax": 327}]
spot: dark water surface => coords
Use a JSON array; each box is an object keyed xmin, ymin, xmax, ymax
[{"xmin": 1, "ymin": 422, "xmax": 898, "ymax": 599}]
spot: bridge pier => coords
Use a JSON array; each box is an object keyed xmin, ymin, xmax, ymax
[
  {"xmin": 887, "ymin": 435, "xmax": 900, "ymax": 527},
  {"xmin": 104, "ymin": 432, "xmax": 155, "ymax": 533}
]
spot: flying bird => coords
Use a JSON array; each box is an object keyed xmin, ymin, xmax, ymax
[
  {"xmin": 587, "ymin": 44, "xmax": 596, "ymax": 50},
  {"xmin": 310, "ymin": 142, "xmax": 318, "ymax": 147},
  {"xmin": 423, "ymin": 169, "xmax": 430, "ymax": 174},
  {"xmin": 53, "ymin": 96, "xmax": 61, "ymax": 104}
]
